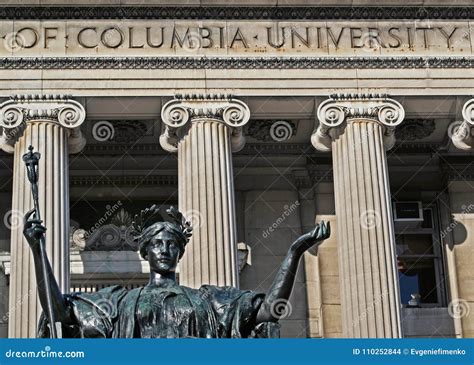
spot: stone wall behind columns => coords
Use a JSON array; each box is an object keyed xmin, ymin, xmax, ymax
[
  {"xmin": 0, "ymin": 192, "xmax": 12, "ymax": 253},
  {"xmin": 0, "ymin": 269, "xmax": 7, "ymax": 338},
  {"xmin": 311, "ymin": 182, "xmax": 341, "ymax": 338},
  {"xmin": 310, "ymin": 215, "xmax": 340, "ymax": 338},
  {"xmin": 448, "ymin": 181, "xmax": 474, "ymax": 338},
  {"xmin": 239, "ymin": 190, "xmax": 308, "ymax": 338},
  {"xmin": 0, "ymin": 190, "xmax": 11, "ymax": 338}
]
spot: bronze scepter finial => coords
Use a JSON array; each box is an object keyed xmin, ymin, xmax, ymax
[
  {"xmin": 23, "ymin": 146, "xmax": 41, "ymax": 219},
  {"xmin": 22, "ymin": 145, "xmax": 59, "ymax": 338}
]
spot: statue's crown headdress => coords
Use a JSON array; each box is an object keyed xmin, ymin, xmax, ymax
[{"xmin": 131, "ymin": 205, "xmax": 193, "ymax": 243}]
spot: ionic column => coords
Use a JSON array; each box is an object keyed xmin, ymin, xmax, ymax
[
  {"xmin": 0, "ymin": 95, "xmax": 86, "ymax": 338},
  {"xmin": 451, "ymin": 98, "xmax": 474, "ymax": 150},
  {"xmin": 160, "ymin": 94, "xmax": 250, "ymax": 288},
  {"xmin": 311, "ymin": 93, "xmax": 404, "ymax": 338}
]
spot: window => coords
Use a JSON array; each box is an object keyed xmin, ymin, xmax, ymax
[{"xmin": 395, "ymin": 206, "xmax": 446, "ymax": 307}]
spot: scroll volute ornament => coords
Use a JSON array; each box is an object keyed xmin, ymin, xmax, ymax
[
  {"xmin": 311, "ymin": 93, "xmax": 405, "ymax": 152},
  {"xmin": 160, "ymin": 94, "xmax": 250, "ymax": 153},
  {"xmin": 0, "ymin": 94, "xmax": 86, "ymax": 153},
  {"xmin": 451, "ymin": 99, "xmax": 474, "ymax": 150}
]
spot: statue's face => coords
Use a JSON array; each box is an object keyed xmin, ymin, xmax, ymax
[{"xmin": 146, "ymin": 230, "xmax": 181, "ymax": 274}]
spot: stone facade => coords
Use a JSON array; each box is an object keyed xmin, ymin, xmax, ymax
[{"xmin": 0, "ymin": 1, "xmax": 473, "ymax": 338}]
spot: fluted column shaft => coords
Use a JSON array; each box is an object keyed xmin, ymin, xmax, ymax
[
  {"xmin": 0, "ymin": 95, "xmax": 86, "ymax": 338},
  {"xmin": 312, "ymin": 94, "xmax": 404, "ymax": 338},
  {"xmin": 178, "ymin": 118, "xmax": 238, "ymax": 287},
  {"xmin": 333, "ymin": 120, "xmax": 401, "ymax": 338},
  {"xmin": 160, "ymin": 94, "xmax": 250, "ymax": 288},
  {"xmin": 10, "ymin": 122, "xmax": 70, "ymax": 338}
]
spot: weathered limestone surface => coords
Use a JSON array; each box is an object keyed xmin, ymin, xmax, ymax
[
  {"xmin": 447, "ymin": 182, "xmax": 474, "ymax": 338},
  {"xmin": 312, "ymin": 94, "xmax": 403, "ymax": 338},
  {"xmin": 160, "ymin": 94, "xmax": 250, "ymax": 288},
  {"xmin": 0, "ymin": 95, "xmax": 85, "ymax": 338},
  {"xmin": 240, "ymin": 190, "xmax": 308, "ymax": 337}
]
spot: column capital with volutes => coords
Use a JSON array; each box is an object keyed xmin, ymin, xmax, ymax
[
  {"xmin": 451, "ymin": 98, "xmax": 474, "ymax": 150},
  {"xmin": 159, "ymin": 93, "xmax": 251, "ymax": 153},
  {"xmin": 311, "ymin": 93, "xmax": 405, "ymax": 152},
  {"xmin": 0, "ymin": 94, "xmax": 86, "ymax": 153}
]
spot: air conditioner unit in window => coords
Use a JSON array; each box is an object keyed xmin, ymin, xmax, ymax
[{"xmin": 393, "ymin": 201, "xmax": 424, "ymax": 230}]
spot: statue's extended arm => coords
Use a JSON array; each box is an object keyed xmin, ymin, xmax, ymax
[
  {"xmin": 256, "ymin": 221, "xmax": 330, "ymax": 323},
  {"xmin": 23, "ymin": 210, "xmax": 72, "ymax": 325}
]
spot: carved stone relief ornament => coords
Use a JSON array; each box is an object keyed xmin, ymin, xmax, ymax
[
  {"xmin": 0, "ymin": 94, "xmax": 86, "ymax": 153},
  {"xmin": 1, "ymin": 6, "xmax": 472, "ymax": 21},
  {"xmin": 70, "ymin": 209, "xmax": 137, "ymax": 252},
  {"xmin": 0, "ymin": 57, "xmax": 471, "ymax": 71},
  {"xmin": 311, "ymin": 93, "xmax": 405, "ymax": 152},
  {"xmin": 159, "ymin": 93, "xmax": 251, "ymax": 153},
  {"xmin": 395, "ymin": 119, "xmax": 435, "ymax": 141},
  {"xmin": 451, "ymin": 98, "xmax": 474, "ymax": 150}
]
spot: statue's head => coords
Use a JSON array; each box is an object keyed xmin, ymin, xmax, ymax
[{"xmin": 133, "ymin": 205, "xmax": 192, "ymax": 274}]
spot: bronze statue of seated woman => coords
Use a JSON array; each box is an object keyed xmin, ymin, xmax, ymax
[{"xmin": 23, "ymin": 205, "xmax": 330, "ymax": 338}]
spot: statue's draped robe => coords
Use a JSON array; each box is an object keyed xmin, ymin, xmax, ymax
[{"xmin": 38, "ymin": 285, "xmax": 279, "ymax": 338}]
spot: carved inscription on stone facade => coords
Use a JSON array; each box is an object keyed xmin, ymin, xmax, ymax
[{"xmin": 1, "ymin": 21, "xmax": 471, "ymax": 57}]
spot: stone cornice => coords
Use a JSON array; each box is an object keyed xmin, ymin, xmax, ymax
[
  {"xmin": 76, "ymin": 142, "xmax": 318, "ymax": 156},
  {"xmin": 81, "ymin": 143, "xmax": 167, "ymax": 156},
  {"xmin": 0, "ymin": 57, "xmax": 471, "ymax": 70},
  {"xmin": 70, "ymin": 140, "xmax": 445, "ymax": 157},
  {"xmin": 0, "ymin": 6, "xmax": 472, "ymax": 20},
  {"xmin": 390, "ymin": 141, "xmax": 442, "ymax": 154},
  {"xmin": 70, "ymin": 174, "xmax": 178, "ymax": 187},
  {"xmin": 442, "ymin": 163, "xmax": 474, "ymax": 181}
]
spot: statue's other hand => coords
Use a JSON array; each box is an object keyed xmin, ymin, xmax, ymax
[
  {"xmin": 291, "ymin": 221, "xmax": 330, "ymax": 254},
  {"xmin": 23, "ymin": 209, "xmax": 46, "ymax": 250}
]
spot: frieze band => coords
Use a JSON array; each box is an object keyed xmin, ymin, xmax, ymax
[
  {"xmin": 0, "ymin": 56, "xmax": 472, "ymax": 70},
  {"xmin": 0, "ymin": 6, "xmax": 472, "ymax": 20}
]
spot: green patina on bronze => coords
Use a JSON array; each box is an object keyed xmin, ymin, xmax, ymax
[{"xmin": 25, "ymin": 203, "xmax": 330, "ymax": 338}]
